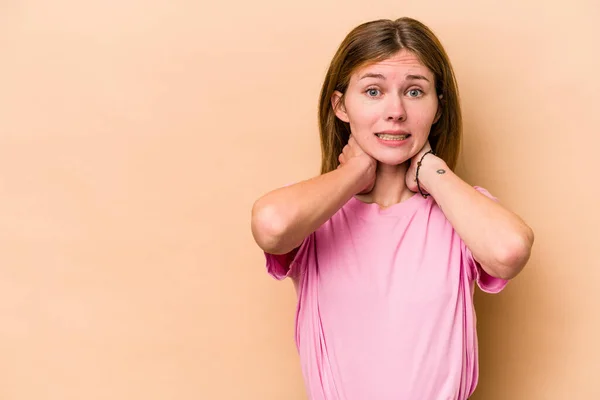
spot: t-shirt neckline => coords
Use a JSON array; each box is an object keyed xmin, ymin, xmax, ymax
[{"xmin": 348, "ymin": 191, "xmax": 428, "ymax": 217}]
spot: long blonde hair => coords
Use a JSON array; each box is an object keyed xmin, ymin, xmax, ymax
[{"xmin": 318, "ymin": 17, "xmax": 462, "ymax": 174}]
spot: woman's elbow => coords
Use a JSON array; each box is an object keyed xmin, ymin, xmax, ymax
[
  {"xmin": 251, "ymin": 200, "xmax": 289, "ymax": 254},
  {"xmin": 494, "ymin": 228, "xmax": 535, "ymax": 279}
]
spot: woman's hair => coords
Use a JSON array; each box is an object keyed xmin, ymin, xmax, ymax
[{"xmin": 318, "ymin": 17, "xmax": 462, "ymax": 174}]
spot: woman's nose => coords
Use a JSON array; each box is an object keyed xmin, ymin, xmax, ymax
[{"xmin": 386, "ymin": 96, "xmax": 406, "ymax": 121}]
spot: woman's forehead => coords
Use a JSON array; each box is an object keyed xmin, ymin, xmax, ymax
[{"xmin": 352, "ymin": 51, "xmax": 434, "ymax": 82}]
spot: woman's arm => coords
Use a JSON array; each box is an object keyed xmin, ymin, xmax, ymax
[
  {"xmin": 416, "ymin": 154, "xmax": 534, "ymax": 280},
  {"xmin": 251, "ymin": 152, "xmax": 375, "ymax": 255}
]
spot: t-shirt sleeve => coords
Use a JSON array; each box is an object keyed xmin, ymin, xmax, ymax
[
  {"xmin": 462, "ymin": 186, "xmax": 509, "ymax": 294},
  {"xmin": 265, "ymin": 233, "xmax": 313, "ymax": 281}
]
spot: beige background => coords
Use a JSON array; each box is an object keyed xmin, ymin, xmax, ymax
[{"xmin": 0, "ymin": 1, "xmax": 598, "ymax": 399}]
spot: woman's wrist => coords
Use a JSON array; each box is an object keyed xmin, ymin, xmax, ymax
[{"xmin": 416, "ymin": 155, "xmax": 449, "ymax": 196}]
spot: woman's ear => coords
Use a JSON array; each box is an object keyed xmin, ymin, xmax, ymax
[
  {"xmin": 433, "ymin": 94, "xmax": 443, "ymax": 124},
  {"xmin": 331, "ymin": 91, "xmax": 350, "ymax": 123}
]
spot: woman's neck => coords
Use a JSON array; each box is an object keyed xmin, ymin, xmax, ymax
[{"xmin": 355, "ymin": 161, "xmax": 415, "ymax": 208}]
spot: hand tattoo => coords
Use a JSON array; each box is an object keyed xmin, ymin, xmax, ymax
[{"xmin": 436, "ymin": 169, "xmax": 446, "ymax": 174}]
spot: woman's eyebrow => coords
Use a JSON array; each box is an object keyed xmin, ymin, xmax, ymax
[
  {"xmin": 359, "ymin": 73, "xmax": 386, "ymax": 80},
  {"xmin": 405, "ymin": 74, "xmax": 430, "ymax": 82}
]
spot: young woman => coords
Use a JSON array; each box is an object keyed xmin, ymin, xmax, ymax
[{"xmin": 251, "ymin": 17, "xmax": 534, "ymax": 400}]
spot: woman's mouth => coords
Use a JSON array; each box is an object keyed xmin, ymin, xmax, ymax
[{"xmin": 375, "ymin": 133, "xmax": 411, "ymax": 141}]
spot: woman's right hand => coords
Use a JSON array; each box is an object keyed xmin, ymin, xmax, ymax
[{"xmin": 337, "ymin": 135, "xmax": 377, "ymax": 194}]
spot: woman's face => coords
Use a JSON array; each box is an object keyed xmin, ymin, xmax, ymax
[{"xmin": 332, "ymin": 50, "xmax": 441, "ymax": 166}]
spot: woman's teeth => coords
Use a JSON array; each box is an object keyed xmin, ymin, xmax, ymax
[{"xmin": 376, "ymin": 133, "xmax": 410, "ymax": 141}]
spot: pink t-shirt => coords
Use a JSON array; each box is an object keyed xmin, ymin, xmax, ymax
[{"xmin": 264, "ymin": 187, "xmax": 508, "ymax": 400}]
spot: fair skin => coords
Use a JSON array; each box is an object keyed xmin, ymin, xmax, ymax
[{"xmin": 252, "ymin": 50, "xmax": 533, "ymax": 280}]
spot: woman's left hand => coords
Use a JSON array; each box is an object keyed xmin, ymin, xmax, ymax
[{"xmin": 405, "ymin": 141, "xmax": 434, "ymax": 194}]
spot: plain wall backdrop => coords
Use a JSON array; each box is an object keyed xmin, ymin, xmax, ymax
[{"xmin": 0, "ymin": 1, "xmax": 598, "ymax": 399}]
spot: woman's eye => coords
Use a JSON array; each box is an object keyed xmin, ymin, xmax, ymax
[
  {"xmin": 408, "ymin": 89, "xmax": 423, "ymax": 97},
  {"xmin": 366, "ymin": 88, "xmax": 380, "ymax": 97}
]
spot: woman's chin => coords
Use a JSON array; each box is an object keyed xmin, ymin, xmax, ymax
[{"xmin": 373, "ymin": 156, "xmax": 411, "ymax": 167}]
